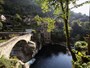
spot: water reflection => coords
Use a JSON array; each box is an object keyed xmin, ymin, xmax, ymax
[{"xmin": 31, "ymin": 43, "xmax": 72, "ymax": 68}]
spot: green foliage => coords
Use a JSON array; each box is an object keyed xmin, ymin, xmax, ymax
[
  {"xmin": 72, "ymin": 52, "xmax": 90, "ymax": 68},
  {"xmin": 0, "ymin": 40, "xmax": 7, "ymax": 43},
  {"xmin": 73, "ymin": 60, "xmax": 90, "ymax": 68},
  {"xmin": 0, "ymin": 57, "xmax": 11, "ymax": 68},
  {"xmin": 15, "ymin": 14, "xmax": 22, "ymax": 20},
  {"xmin": 0, "ymin": 56, "xmax": 22, "ymax": 68},
  {"xmin": 41, "ymin": 0, "xmax": 50, "ymax": 13},
  {"xmin": 34, "ymin": 15, "xmax": 55, "ymax": 32},
  {"xmin": 80, "ymin": 22, "xmax": 90, "ymax": 30},
  {"xmin": 35, "ymin": 0, "xmax": 89, "ymax": 62},
  {"xmin": 72, "ymin": 41, "xmax": 90, "ymax": 68},
  {"xmin": 0, "ymin": 0, "xmax": 4, "ymax": 4},
  {"xmin": 70, "ymin": 11, "xmax": 89, "ymax": 23},
  {"xmin": 34, "ymin": 0, "xmax": 90, "ymax": 38},
  {"xmin": 35, "ymin": 0, "xmax": 89, "ymax": 18},
  {"xmin": 35, "ymin": 0, "xmax": 50, "ymax": 13},
  {"xmin": 35, "ymin": 0, "xmax": 89, "ymax": 24},
  {"xmin": 34, "ymin": 15, "xmax": 42, "ymax": 25},
  {"xmin": 0, "ymin": 0, "xmax": 4, "ymax": 13},
  {"xmin": 53, "ymin": 7, "xmax": 60, "ymax": 15},
  {"xmin": 51, "ymin": 29, "xmax": 65, "ymax": 43},
  {"xmin": 0, "ymin": 22, "xmax": 3, "ymax": 30},
  {"xmin": 75, "ymin": 41, "xmax": 88, "ymax": 49},
  {"xmin": 63, "ymin": 24, "xmax": 72, "ymax": 37}
]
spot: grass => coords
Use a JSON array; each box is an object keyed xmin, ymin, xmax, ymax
[{"xmin": 0, "ymin": 40, "xmax": 7, "ymax": 43}]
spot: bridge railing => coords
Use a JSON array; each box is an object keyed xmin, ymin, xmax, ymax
[
  {"xmin": 0, "ymin": 32, "xmax": 31, "ymax": 40},
  {"xmin": 0, "ymin": 32, "xmax": 29, "ymax": 34}
]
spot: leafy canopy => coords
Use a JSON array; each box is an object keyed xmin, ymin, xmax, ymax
[
  {"xmin": 34, "ymin": 15, "xmax": 55, "ymax": 32},
  {"xmin": 34, "ymin": 0, "xmax": 90, "ymax": 32},
  {"xmin": 35, "ymin": 0, "xmax": 90, "ymax": 18}
]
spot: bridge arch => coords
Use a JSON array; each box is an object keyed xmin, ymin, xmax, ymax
[
  {"xmin": 10, "ymin": 40, "xmax": 34, "ymax": 62},
  {"xmin": 0, "ymin": 34, "xmax": 36, "ymax": 62}
]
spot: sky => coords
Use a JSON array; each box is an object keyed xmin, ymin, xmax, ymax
[{"xmin": 70, "ymin": 0, "xmax": 90, "ymax": 16}]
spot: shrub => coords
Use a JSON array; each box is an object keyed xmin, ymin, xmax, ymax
[
  {"xmin": 0, "ymin": 56, "xmax": 22, "ymax": 68},
  {"xmin": 75, "ymin": 41, "xmax": 88, "ymax": 51},
  {"xmin": 72, "ymin": 41, "xmax": 90, "ymax": 68}
]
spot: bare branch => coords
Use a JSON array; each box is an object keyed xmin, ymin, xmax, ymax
[{"xmin": 70, "ymin": 1, "xmax": 90, "ymax": 9}]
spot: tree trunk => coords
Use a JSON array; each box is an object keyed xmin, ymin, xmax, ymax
[
  {"xmin": 65, "ymin": 0, "xmax": 77, "ymax": 61},
  {"xmin": 64, "ymin": 19, "xmax": 77, "ymax": 61}
]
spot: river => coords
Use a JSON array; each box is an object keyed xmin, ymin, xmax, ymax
[{"xmin": 30, "ymin": 44, "xmax": 72, "ymax": 68}]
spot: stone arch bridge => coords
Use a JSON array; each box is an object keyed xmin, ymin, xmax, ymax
[{"xmin": 0, "ymin": 33, "xmax": 36, "ymax": 62}]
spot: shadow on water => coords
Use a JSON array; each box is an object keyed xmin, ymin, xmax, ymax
[
  {"xmin": 34, "ymin": 43, "xmax": 67, "ymax": 58},
  {"xmin": 31, "ymin": 43, "xmax": 72, "ymax": 68}
]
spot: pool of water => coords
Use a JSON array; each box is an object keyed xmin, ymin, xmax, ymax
[{"xmin": 31, "ymin": 44, "xmax": 72, "ymax": 68}]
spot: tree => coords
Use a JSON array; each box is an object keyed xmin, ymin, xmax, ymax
[
  {"xmin": 71, "ymin": 20, "xmax": 82, "ymax": 37},
  {"xmin": 0, "ymin": 0, "xmax": 4, "ymax": 13},
  {"xmin": 0, "ymin": 0, "xmax": 4, "ymax": 31},
  {"xmin": 34, "ymin": 15, "xmax": 55, "ymax": 32},
  {"xmin": 0, "ymin": 22, "xmax": 3, "ymax": 30},
  {"xmin": 34, "ymin": 0, "xmax": 90, "ymax": 61},
  {"xmin": 70, "ymin": 11, "xmax": 89, "ymax": 23},
  {"xmin": 0, "ymin": 0, "xmax": 54, "ymax": 31}
]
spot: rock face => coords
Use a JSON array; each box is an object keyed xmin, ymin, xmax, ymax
[{"xmin": 0, "ymin": 34, "xmax": 36, "ymax": 62}]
